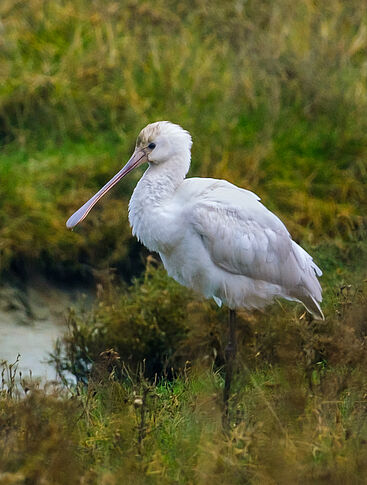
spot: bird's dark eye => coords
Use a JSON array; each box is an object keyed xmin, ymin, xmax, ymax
[{"xmin": 148, "ymin": 142, "xmax": 156, "ymax": 149}]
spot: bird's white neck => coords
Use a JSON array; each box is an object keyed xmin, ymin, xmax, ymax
[
  {"xmin": 128, "ymin": 153, "xmax": 190, "ymax": 250},
  {"xmin": 133, "ymin": 151, "xmax": 190, "ymax": 202}
]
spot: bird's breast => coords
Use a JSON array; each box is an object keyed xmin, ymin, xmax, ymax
[
  {"xmin": 128, "ymin": 194, "xmax": 182, "ymax": 254},
  {"xmin": 128, "ymin": 169, "xmax": 194, "ymax": 254}
]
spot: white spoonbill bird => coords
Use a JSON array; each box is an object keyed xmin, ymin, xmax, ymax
[
  {"xmin": 66, "ymin": 121, "xmax": 324, "ymax": 422},
  {"xmin": 67, "ymin": 121, "xmax": 324, "ymax": 321}
]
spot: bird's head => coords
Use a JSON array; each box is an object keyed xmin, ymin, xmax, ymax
[
  {"xmin": 66, "ymin": 121, "xmax": 192, "ymax": 229},
  {"xmin": 135, "ymin": 121, "xmax": 192, "ymax": 164}
]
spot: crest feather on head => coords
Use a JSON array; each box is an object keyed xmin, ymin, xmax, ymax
[{"xmin": 136, "ymin": 121, "xmax": 192, "ymax": 149}]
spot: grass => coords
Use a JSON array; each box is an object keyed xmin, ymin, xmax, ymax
[
  {"xmin": 0, "ymin": 0, "xmax": 367, "ymax": 278},
  {"xmin": 2, "ymin": 277, "xmax": 367, "ymax": 484},
  {"xmin": 1, "ymin": 0, "xmax": 367, "ymax": 483},
  {"xmin": 0, "ymin": 257, "xmax": 356, "ymax": 483}
]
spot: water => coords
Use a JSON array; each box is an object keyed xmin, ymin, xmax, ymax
[
  {"xmin": 0, "ymin": 319, "xmax": 63, "ymax": 380},
  {"xmin": 0, "ymin": 278, "xmax": 81, "ymax": 380}
]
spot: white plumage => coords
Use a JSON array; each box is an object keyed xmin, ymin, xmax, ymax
[{"xmin": 67, "ymin": 121, "xmax": 324, "ymax": 320}]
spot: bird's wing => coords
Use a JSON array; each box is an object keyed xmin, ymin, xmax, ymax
[{"xmin": 184, "ymin": 178, "xmax": 319, "ymax": 290}]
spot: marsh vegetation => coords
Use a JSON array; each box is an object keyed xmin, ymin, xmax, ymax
[{"xmin": 1, "ymin": 0, "xmax": 367, "ymax": 483}]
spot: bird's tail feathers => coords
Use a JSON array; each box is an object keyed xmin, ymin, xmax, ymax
[{"xmin": 299, "ymin": 294, "xmax": 325, "ymax": 320}]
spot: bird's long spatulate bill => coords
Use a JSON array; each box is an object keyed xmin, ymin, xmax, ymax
[{"xmin": 66, "ymin": 149, "xmax": 147, "ymax": 229}]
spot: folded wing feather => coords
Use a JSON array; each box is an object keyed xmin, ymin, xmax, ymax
[{"xmin": 185, "ymin": 179, "xmax": 323, "ymax": 318}]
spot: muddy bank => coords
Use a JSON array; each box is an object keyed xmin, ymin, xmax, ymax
[{"xmin": 0, "ymin": 276, "xmax": 92, "ymax": 379}]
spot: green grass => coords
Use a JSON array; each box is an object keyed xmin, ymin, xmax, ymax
[
  {"xmin": 1, "ymin": 0, "xmax": 367, "ymax": 277},
  {"xmin": 2, "ymin": 258, "xmax": 367, "ymax": 483},
  {"xmin": 3, "ymin": 290, "xmax": 367, "ymax": 485},
  {"xmin": 1, "ymin": 0, "xmax": 367, "ymax": 483}
]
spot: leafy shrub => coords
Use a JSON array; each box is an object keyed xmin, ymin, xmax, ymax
[
  {"xmin": 3, "ymin": 279, "xmax": 367, "ymax": 484},
  {"xmin": 53, "ymin": 260, "xmax": 195, "ymax": 381}
]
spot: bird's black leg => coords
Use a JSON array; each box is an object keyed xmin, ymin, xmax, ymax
[{"xmin": 223, "ymin": 308, "xmax": 237, "ymax": 430}]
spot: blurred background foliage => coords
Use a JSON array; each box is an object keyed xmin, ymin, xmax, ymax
[
  {"xmin": 1, "ymin": 0, "xmax": 367, "ymax": 483},
  {"xmin": 1, "ymin": 0, "xmax": 366, "ymax": 279}
]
